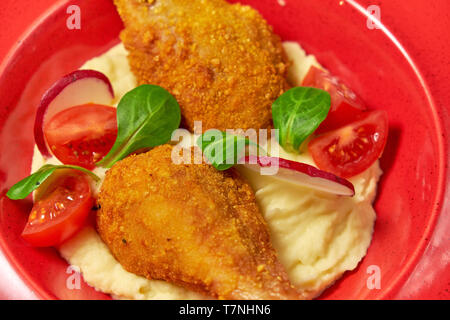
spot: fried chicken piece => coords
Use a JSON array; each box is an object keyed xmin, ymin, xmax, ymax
[
  {"xmin": 114, "ymin": 0, "xmax": 289, "ymax": 132},
  {"xmin": 97, "ymin": 145, "xmax": 307, "ymax": 300}
]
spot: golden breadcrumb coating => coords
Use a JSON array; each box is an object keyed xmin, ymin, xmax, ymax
[
  {"xmin": 97, "ymin": 145, "xmax": 307, "ymax": 299},
  {"xmin": 114, "ymin": 0, "xmax": 289, "ymax": 132}
]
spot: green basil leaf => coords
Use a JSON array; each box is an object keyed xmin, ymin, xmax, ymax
[
  {"xmin": 97, "ymin": 85, "xmax": 181, "ymax": 168},
  {"xmin": 6, "ymin": 164, "xmax": 100, "ymax": 200},
  {"xmin": 272, "ymin": 87, "xmax": 331, "ymax": 153},
  {"xmin": 197, "ymin": 130, "xmax": 260, "ymax": 171}
]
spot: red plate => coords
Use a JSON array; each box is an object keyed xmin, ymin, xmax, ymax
[{"xmin": 0, "ymin": 0, "xmax": 448, "ymax": 299}]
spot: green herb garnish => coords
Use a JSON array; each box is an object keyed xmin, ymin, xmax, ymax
[
  {"xmin": 272, "ymin": 87, "xmax": 331, "ymax": 153},
  {"xmin": 97, "ymin": 84, "xmax": 181, "ymax": 168},
  {"xmin": 7, "ymin": 85, "xmax": 180, "ymax": 199},
  {"xmin": 6, "ymin": 164, "xmax": 100, "ymax": 200},
  {"xmin": 197, "ymin": 130, "xmax": 260, "ymax": 171}
]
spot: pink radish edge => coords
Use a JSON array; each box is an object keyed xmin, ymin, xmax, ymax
[
  {"xmin": 33, "ymin": 70, "xmax": 114, "ymax": 157},
  {"xmin": 242, "ymin": 155, "xmax": 355, "ymax": 196}
]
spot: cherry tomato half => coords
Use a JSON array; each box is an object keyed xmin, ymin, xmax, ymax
[
  {"xmin": 44, "ymin": 104, "xmax": 117, "ymax": 169},
  {"xmin": 308, "ymin": 110, "xmax": 388, "ymax": 178},
  {"xmin": 22, "ymin": 171, "xmax": 94, "ymax": 247},
  {"xmin": 302, "ymin": 66, "xmax": 366, "ymax": 134}
]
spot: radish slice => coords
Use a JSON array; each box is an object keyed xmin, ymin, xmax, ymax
[
  {"xmin": 34, "ymin": 70, "xmax": 115, "ymax": 157},
  {"xmin": 241, "ymin": 156, "xmax": 355, "ymax": 196}
]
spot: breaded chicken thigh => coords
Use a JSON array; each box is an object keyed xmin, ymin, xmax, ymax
[
  {"xmin": 114, "ymin": 0, "xmax": 289, "ymax": 132},
  {"xmin": 97, "ymin": 145, "xmax": 307, "ymax": 299}
]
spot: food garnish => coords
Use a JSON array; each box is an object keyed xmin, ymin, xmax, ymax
[
  {"xmin": 21, "ymin": 171, "xmax": 94, "ymax": 247},
  {"xmin": 34, "ymin": 70, "xmax": 115, "ymax": 157},
  {"xmin": 308, "ymin": 110, "xmax": 388, "ymax": 178},
  {"xmin": 242, "ymin": 155, "xmax": 355, "ymax": 196},
  {"xmin": 97, "ymin": 85, "xmax": 181, "ymax": 168},
  {"xmin": 272, "ymin": 87, "xmax": 331, "ymax": 153},
  {"xmin": 6, "ymin": 164, "xmax": 100, "ymax": 200},
  {"xmin": 196, "ymin": 130, "xmax": 260, "ymax": 171},
  {"xmin": 44, "ymin": 104, "xmax": 117, "ymax": 169},
  {"xmin": 302, "ymin": 66, "xmax": 366, "ymax": 134},
  {"xmin": 9, "ymin": 83, "xmax": 180, "ymax": 201}
]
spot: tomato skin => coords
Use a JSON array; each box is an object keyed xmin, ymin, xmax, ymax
[
  {"xmin": 44, "ymin": 104, "xmax": 117, "ymax": 170},
  {"xmin": 302, "ymin": 66, "xmax": 366, "ymax": 134},
  {"xmin": 22, "ymin": 172, "xmax": 94, "ymax": 247},
  {"xmin": 308, "ymin": 110, "xmax": 388, "ymax": 178}
]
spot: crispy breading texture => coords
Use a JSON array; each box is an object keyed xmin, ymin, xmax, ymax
[
  {"xmin": 114, "ymin": 0, "xmax": 289, "ymax": 132},
  {"xmin": 97, "ymin": 145, "xmax": 307, "ymax": 299}
]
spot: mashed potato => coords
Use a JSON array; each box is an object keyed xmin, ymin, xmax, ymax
[{"xmin": 32, "ymin": 42, "xmax": 381, "ymax": 299}]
